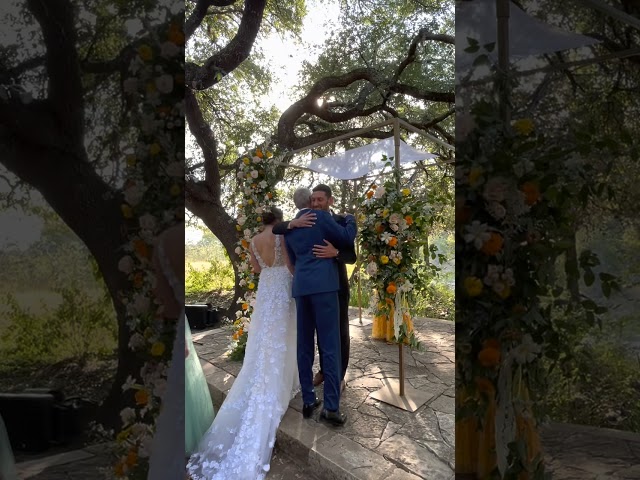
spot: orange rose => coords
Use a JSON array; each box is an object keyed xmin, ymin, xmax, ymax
[
  {"xmin": 404, "ymin": 215, "xmax": 413, "ymax": 226},
  {"xmin": 133, "ymin": 239, "xmax": 149, "ymax": 259},
  {"xmin": 521, "ymin": 181, "xmax": 541, "ymax": 205},
  {"xmin": 388, "ymin": 237, "xmax": 398, "ymax": 247},
  {"xmin": 386, "ymin": 282, "xmax": 397, "ymax": 295},
  {"xmin": 134, "ymin": 389, "xmax": 149, "ymax": 406},
  {"xmin": 478, "ymin": 347, "xmax": 501, "ymax": 368},
  {"xmin": 242, "ymin": 303, "xmax": 249, "ymax": 310},
  {"xmin": 241, "ymin": 239, "xmax": 249, "ymax": 249},
  {"xmin": 126, "ymin": 449, "xmax": 138, "ymax": 467},
  {"xmin": 266, "ymin": 192, "xmax": 273, "ymax": 199},
  {"xmin": 375, "ymin": 223, "xmax": 385, "ymax": 233},
  {"xmin": 256, "ymin": 149, "xmax": 264, "ymax": 159},
  {"xmin": 481, "ymin": 232, "xmax": 504, "ymax": 255},
  {"xmin": 366, "ymin": 190, "xmax": 374, "ymax": 198}
]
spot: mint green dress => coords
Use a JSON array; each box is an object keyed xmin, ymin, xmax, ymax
[
  {"xmin": 185, "ymin": 320, "xmax": 215, "ymax": 455},
  {"xmin": 0, "ymin": 414, "xmax": 17, "ymax": 480}
]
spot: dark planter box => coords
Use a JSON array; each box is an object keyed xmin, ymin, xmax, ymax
[{"xmin": 185, "ymin": 304, "xmax": 220, "ymax": 330}]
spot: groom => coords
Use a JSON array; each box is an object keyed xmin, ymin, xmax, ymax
[{"xmin": 283, "ymin": 187, "xmax": 357, "ymax": 426}]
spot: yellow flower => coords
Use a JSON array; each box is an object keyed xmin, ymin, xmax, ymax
[
  {"xmin": 149, "ymin": 143, "xmax": 161, "ymax": 156},
  {"xmin": 121, "ymin": 204, "xmax": 133, "ymax": 219},
  {"xmin": 116, "ymin": 428, "xmax": 130, "ymax": 443},
  {"xmin": 463, "ymin": 276, "xmax": 483, "ymax": 296},
  {"xmin": 382, "ymin": 209, "xmax": 389, "ymax": 218},
  {"xmin": 151, "ymin": 341, "xmax": 165, "ymax": 357},
  {"xmin": 248, "ymin": 199, "xmax": 254, "ymax": 205},
  {"xmin": 513, "ymin": 118, "xmax": 535, "ymax": 136},
  {"xmin": 256, "ymin": 216, "xmax": 262, "ymax": 222},
  {"xmin": 243, "ymin": 157, "xmax": 250, "ymax": 165},
  {"xmin": 401, "ymin": 188, "xmax": 411, "ymax": 196},
  {"xmin": 248, "ymin": 282, "xmax": 255, "ymax": 290},
  {"xmin": 393, "ymin": 257, "xmax": 401, "ymax": 265},
  {"xmin": 380, "ymin": 255, "xmax": 389, "ymax": 264},
  {"xmin": 266, "ymin": 151, "xmax": 273, "ymax": 158},
  {"xmin": 138, "ymin": 45, "xmax": 153, "ymax": 61},
  {"xmin": 236, "ymin": 225, "xmax": 242, "ymax": 231},
  {"xmin": 170, "ymin": 184, "xmax": 181, "ymax": 196},
  {"xmin": 469, "ymin": 167, "xmax": 484, "ymax": 187},
  {"xmin": 126, "ymin": 154, "xmax": 136, "ymax": 167}
]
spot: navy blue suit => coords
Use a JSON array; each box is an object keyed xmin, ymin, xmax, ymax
[{"xmin": 284, "ymin": 209, "xmax": 357, "ymax": 412}]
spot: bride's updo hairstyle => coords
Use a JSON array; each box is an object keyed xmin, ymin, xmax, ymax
[{"xmin": 262, "ymin": 206, "xmax": 283, "ymax": 225}]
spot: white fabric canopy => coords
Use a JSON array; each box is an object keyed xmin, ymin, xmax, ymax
[
  {"xmin": 302, "ymin": 137, "xmax": 437, "ymax": 180},
  {"xmin": 456, "ymin": 0, "xmax": 600, "ymax": 75}
]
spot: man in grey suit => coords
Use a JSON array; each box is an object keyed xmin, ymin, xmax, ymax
[{"xmin": 283, "ymin": 188, "xmax": 356, "ymax": 426}]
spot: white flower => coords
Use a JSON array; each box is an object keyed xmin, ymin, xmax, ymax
[
  {"xmin": 252, "ymin": 156, "xmax": 262, "ymax": 163},
  {"xmin": 139, "ymin": 213, "xmax": 156, "ymax": 231},
  {"xmin": 374, "ymin": 186, "xmax": 386, "ymax": 198},
  {"xmin": 160, "ymin": 41, "xmax": 180, "ymax": 57},
  {"xmin": 237, "ymin": 215, "xmax": 247, "ymax": 226},
  {"xmin": 254, "ymin": 207, "xmax": 263, "ymax": 214},
  {"xmin": 165, "ymin": 162, "xmax": 184, "ymax": 177},
  {"xmin": 153, "ymin": 377, "xmax": 167, "ymax": 397},
  {"xmin": 122, "ymin": 375, "xmax": 137, "ymax": 392},
  {"xmin": 389, "ymin": 213, "xmax": 402, "ymax": 224},
  {"xmin": 120, "ymin": 407, "xmax": 136, "ymax": 426},
  {"xmin": 463, "ymin": 221, "xmax": 490, "ymax": 249},
  {"xmin": 155, "ymin": 74, "xmax": 174, "ymax": 94},
  {"xmin": 237, "ymin": 171, "xmax": 245, "ymax": 179},
  {"xmin": 128, "ymin": 333, "xmax": 146, "ymax": 350},
  {"xmin": 239, "ymin": 279, "xmax": 247, "ymax": 287},
  {"xmin": 365, "ymin": 261, "xmax": 378, "ymax": 277},
  {"xmin": 399, "ymin": 280, "xmax": 414, "ymax": 292},
  {"xmin": 483, "ymin": 177, "xmax": 510, "ymax": 203},
  {"xmin": 259, "ymin": 180, "xmax": 268, "ymax": 189},
  {"xmin": 118, "ymin": 256, "xmax": 134, "ymax": 274},
  {"xmin": 243, "ymin": 228, "xmax": 252, "ymax": 238},
  {"xmin": 235, "ymin": 246, "xmax": 242, "ymax": 255},
  {"xmin": 250, "ymin": 170, "xmax": 259, "ymax": 179},
  {"xmin": 487, "ymin": 201, "xmax": 507, "ymax": 220},
  {"xmin": 513, "ymin": 335, "xmax": 542, "ymax": 364},
  {"xmin": 380, "ymin": 232, "xmax": 393, "ymax": 244},
  {"xmin": 390, "ymin": 223, "xmax": 399, "ymax": 232},
  {"xmin": 124, "ymin": 182, "xmax": 146, "ymax": 206},
  {"xmin": 123, "ymin": 77, "xmax": 139, "ymax": 94},
  {"xmin": 133, "ymin": 294, "xmax": 151, "ymax": 314},
  {"xmin": 513, "ymin": 159, "xmax": 535, "ymax": 178}
]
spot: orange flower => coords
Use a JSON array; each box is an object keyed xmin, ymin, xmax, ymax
[
  {"xmin": 133, "ymin": 239, "xmax": 149, "ymax": 259},
  {"xmin": 386, "ymin": 282, "xmax": 397, "ymax": 294},
  {"xmin": 266, "ymin": 192, "xmax": 273, "ymax": 199},
  {"xmin": 388, "ymin": 236, "xmax": 398, "ymax": 247},
  {"xmin": 256, "ymin": 149, "xmax": 264, "ymax": 159},
  {"xmin": 168, "ymin": 23, "xmax": 185, "ymax": 45},
  {"xmin": 126, "ymin": 449, "xmax": 138, "ymax": 467},
  {"xmin": 385, "ymin": 297, "xmax": 395, "ymax": 306},
  {"xmin": 133, "ymin": 272, "xmax": 144, "ymax": 288},
  {"xmin": 481, "ymin": 232, "xmax": 504, "ymax": 256},
  {"xmin": 375, "ymin": 223, "xmax": 385, "ymax": 233},
  {"xmin": 483, "ymin": 338, "xmax": 500, "ymax": 349},
  {"xmin": 404, "ymin": 215, "xmax": 413, "ymax": 225},
  {"xmin": 478, "ymin": 347, "xmax": 501, "ymax": 368},
  {"xmin": 242, "ymin": 303, "xmax": 249, "ymax": 310},
  {"xmin": 114, "ymin": 462, "xmax": 125, "ymax": 476},
  {"xmin": 366, "ymin": 190, "xmax": 374, "ymax": 199},
  {"xmin": 521, "ymin": 181, "xmax": 541, "ymax": 205},
  {"xmin": 134, "ymin": 389, "xmax": 149, "ymax": 406},
  {"xmin": 241, "ymin": 239, "xmax": 249, "ymax": 249}
]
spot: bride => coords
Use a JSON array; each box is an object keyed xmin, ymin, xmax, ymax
[{"xmin": 187, "ymin": 206, "xmax": 300, "ymax": 480}]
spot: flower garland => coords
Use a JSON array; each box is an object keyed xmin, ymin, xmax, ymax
[
  {"xmin": 455, "ymin": 102, "xmax": 561, "ymax": 478},
  {"xmin": 359, "ymin": 161, "xmax": 436, "ymax": 348},
  {"xmin": 229, "ymin": 146, "xmax": 278, "ymax": 359},
  {"xmin": 112, "ymin": 18, "xmax": 185, "ymax": 479}
]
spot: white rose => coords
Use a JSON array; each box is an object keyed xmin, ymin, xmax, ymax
[
  {"xmin": 155, "ymin": 74, "xmax": 174, "ymax": 94},
  {"xmin": 120, "ymin": 407, "xmax": 136, "ymax": 426},
  {"xmin": 252, "ymin": 156, "xmax": 262, "ymax": 163},
  {"xmin": 118, "ymin": 256, "xmax": 134, "ymax": 274},
  {"xmin": 243, "ymin": 229, "xmax": 252, "ymax": 238},
  {"xmin": 390, "ymin": 223, "xmax": 399, "ymax": 232},
  {"xmin": 134, "ymin": 294, "xmax": 151, "ymax": 314},
  {"xmin": 237, "ymin": 171, "xmax": 245, "ymax": 179},
  {"xmin": 124, "ymin": 183, "xmax": 145, "ymax": 206},
  {"xmin": 254, "ymin": 207, "xmax": 263, "ymax": 214},
  {"xmin": 374, "ymin": 186, "xmax": 386, "ymax": 198},
  {"xmin": 160, "ymin": 41, "xmax": 180, "ymax": 58},
  {"xmin": 235, "ymin": 247, "xmax": 242, "ymax": 255},
  {"xmin": 139, "ymin": 214, "xmax": 156, "ymax": 231},
  {"xmin": 165, "ymin": 162, "xmax": 184, "ymax": 177},
  {"xmin": 153, "ymin": 377, "xmax": 167, "ymax": 397},
  {"xmin": 389, "ymin": 213, "xmax": 402, "ymax": 224},
  {"xmin": 259, "ymin": 180, "xmax": 268, "ymax": 189},
  {"xmin": 250, "ymin": 170, "xmax": 259, "ymax": 179},
  {"xmin": 128, "ymin": 333, "xmax": 146, "ymax": 350},
  {"xmin": 365, "ymin": 261, "xmax": 378, "ymax": 276},
  {"xmin": 237, "ymin": 216, "xmax": 247, "ymax": 226}
]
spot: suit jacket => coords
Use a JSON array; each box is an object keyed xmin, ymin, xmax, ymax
[
  {"xmin": 284, "ymin": 209, "xmax": 357, "ymax": 298},
  {"xmin": 273, "ymin": 211, "xmax": 357, "ymax": 294}
]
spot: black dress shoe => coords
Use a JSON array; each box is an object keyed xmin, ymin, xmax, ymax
[
  {"xmin": 302, "ymin": 397, "xmax": 322, "ymax": 418},
  {"xmin": 320, "ymin": 409, "xmax": 347, "ymax": 426}
]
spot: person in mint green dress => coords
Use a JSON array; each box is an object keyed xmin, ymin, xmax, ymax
[
  {"xmin": 185, "ymin": 319, "xmax": 215, "ymax": 455},
  {"xmin": 0, "ymin": 413, "xmax": 17, "ymax": 480}
]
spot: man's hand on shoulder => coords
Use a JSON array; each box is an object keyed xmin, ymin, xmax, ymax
[{"xmin": 289, "ymin": 211, "xmax": 316, "ymax": 229}]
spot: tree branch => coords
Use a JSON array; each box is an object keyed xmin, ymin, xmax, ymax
[
  {"xmin": 389, "ymin": 83, "xmax": 454, "ymax": 103},
  {"xmin": 186, "ymin": 0, "xmax": 267, "ymax": 90},
  {"xmin": 0, "ymin": 56, "xmax": 46, "ymax": 84},
  {"xmin": 185, "ymin": 0, "xmax": 239, "ymax": 41}
]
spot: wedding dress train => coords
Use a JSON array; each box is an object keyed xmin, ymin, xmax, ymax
[{"xmin": 187, "ymin": 234, "xmax": 300, "ymax": 480}]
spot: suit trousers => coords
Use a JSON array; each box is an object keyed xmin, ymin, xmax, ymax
[
  {"xmin": 295, "ymin": 291, "xmax": 342, "ymax": 412},
  {"xmin": 318, "ymin": 288, "xmax": 350, "ymax": 380}
]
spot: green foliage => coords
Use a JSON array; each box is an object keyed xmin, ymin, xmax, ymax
[
  {"xmin": 227, "ymin": 331, "xmax": 248, "ymax": 362},
  {"xmin": 0, "ymin": 287, "xmax": 117, "ymax": 364},
  {"xmin": 185, "ymin": 261, "xmax": 235, "ymax": 296}
]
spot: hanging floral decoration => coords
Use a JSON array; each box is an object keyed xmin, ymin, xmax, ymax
[
  {"xmin": 112, "ymin": 18, "xmax": 185, "ymax": 480},
  {"xmin": 229, "ymin": 146, "xmax": 279, "ymax": 359},
  {"xmin": 359, "ymin": 159, "xmax": 443, "ymax": 348}
]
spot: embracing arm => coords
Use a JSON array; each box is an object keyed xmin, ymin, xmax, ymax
[
  {"xmin": 319, "ymin": 212, "xmax": 357, "ymax": 250},
  {"xmin": 273, "ymin": 212, "xmax": 316, "ymax": 235}
]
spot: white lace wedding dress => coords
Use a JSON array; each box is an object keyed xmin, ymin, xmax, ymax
[{"xmin": 187, "ymin": 235, "xmax": 300, "ymax": 480}]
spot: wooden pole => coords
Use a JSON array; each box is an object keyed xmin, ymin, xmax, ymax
[
  {"xmin": 497, "ymin": 0, "xmax": 511, "ymax": 125},
  {"xmin": 392, "ymin": 117, "xmax": 405, "ymax": 398}
]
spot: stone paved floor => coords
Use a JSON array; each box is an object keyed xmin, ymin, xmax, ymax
[{"xmin": 194, "ymin": 307, "xmax": 456, "ymax": 480}]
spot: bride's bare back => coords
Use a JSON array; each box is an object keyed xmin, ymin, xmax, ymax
[{"xmin": 250, "ymin": 226, "xmax": 290, "ymax": 271}]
